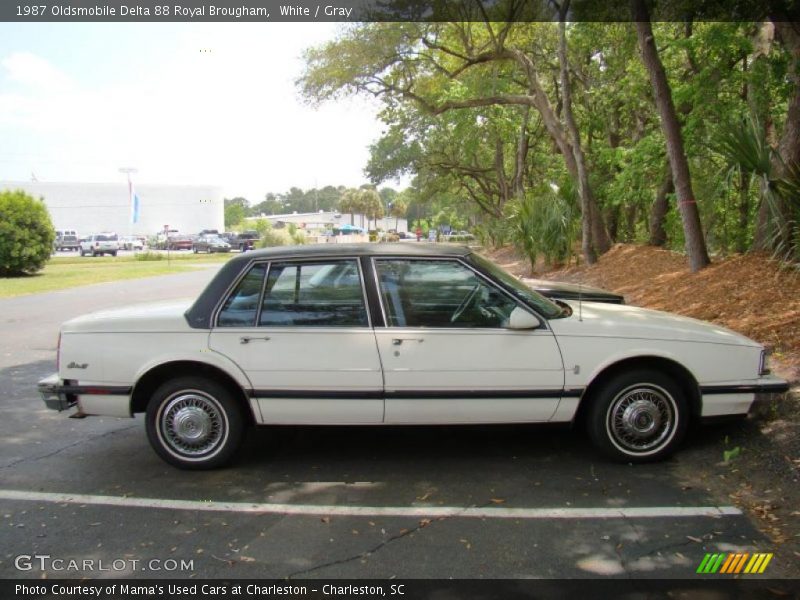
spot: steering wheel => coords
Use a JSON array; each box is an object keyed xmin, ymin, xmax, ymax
[{"xmin": 451, "ymin": 284, "xmax": 481, "ymax": 323}]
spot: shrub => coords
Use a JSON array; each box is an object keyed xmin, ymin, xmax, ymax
[
  {"xmin": 257, "ymin": 228, "xmax": 291, "ymax": 247},
  {"xmin": 0, "ymin": 190, "xmax": 55, "ymax": 276},
  {"xmin": 508, "ymin": 188, "xmax": 579, "ymax": 270},
  {"xmin": 135, "ymin": 251, "xmax": 164, "ymax": 261},
  {"xmin": 256, "ymin": 224, "xmax": 307, "ymax": 248}
]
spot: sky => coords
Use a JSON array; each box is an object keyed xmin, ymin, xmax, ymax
[{"xmin": 0, "ymin": 22, "xmax": 390, "ymax": 203}]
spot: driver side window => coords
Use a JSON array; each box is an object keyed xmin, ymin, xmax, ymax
[{"xmin": 374, "ymin": 259, "xmax": 518, "ymax": 328}]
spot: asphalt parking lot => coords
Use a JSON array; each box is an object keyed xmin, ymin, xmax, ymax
[{"xmin": 0, "ymin": 267, "xmax": 787, "ymax": 580}]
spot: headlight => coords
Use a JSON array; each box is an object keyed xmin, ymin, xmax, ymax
[{"xmin": 759, "ymin": 349, "xmax": 771, "ymax": 376}]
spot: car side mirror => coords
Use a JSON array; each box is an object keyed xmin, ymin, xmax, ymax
[{"xmin": 506, "ymin": 306, "xmax": 541, "ymax": 330}]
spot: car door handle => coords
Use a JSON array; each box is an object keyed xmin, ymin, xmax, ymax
[
  {"xmin": 392, "ymin": 338, "xmax": 424, "ymax": 345},
  {"xmin": 240, "ymin": 336, "xmax": 271, "ymax": 344}
]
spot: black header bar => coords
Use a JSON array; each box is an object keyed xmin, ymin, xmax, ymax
[{"xmin": 3, "ymin": 0, "xmax": 799, "ymax": 23}]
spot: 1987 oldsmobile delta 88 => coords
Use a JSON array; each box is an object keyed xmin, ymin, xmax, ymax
[{"xmin": 38, "ymin": 244, "xmax": 788, "ymax": 469}]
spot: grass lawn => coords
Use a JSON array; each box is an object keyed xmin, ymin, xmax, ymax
[{"xmin": 0, "ymin": 252, "xmax": 234, "ymax": 298}]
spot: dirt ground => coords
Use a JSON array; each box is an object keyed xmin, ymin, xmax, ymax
[{"xmin": 484, "ymin": 243, "xmax": 800, "ymax": 571}]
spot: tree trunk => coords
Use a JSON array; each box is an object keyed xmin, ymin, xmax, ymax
[
  {"xmin": 624, "ymin": 202, "xmax": 638, "ymax": 242},
  {"xmin": 737, "ymin": 169, "xmax": 750, "ymax": 253},
  {"xmin": 606, "ymin": 204, "xmax": 620, "ymax": 242},
  {"xmin": 633, "ymin": 2, "xmax": 711, "ymax": 272},
  {"xmin": 557, "ymin": 19, "xmax": 595, "ymax": 264},
  {"xmin": 512, "ymin": 108, "xmax": 531, "ymax": 199},
  {"xmin": 772, "ymin": 20, "xmax": 800, "ymax": 252},
  {"xmin": 649, "ymin": 171, "xmax": 673, "ymax": 246},
  {"xmin": 505, "ymin": 46, "xmax": 610, "ymax": 255}
]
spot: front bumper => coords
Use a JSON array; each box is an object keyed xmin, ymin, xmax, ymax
[
  {"xmin": 699, "ymin": 375, "xmax": 790, "ymax": 418},
  {"xmin": 750, "ymin": 378, "xmax": 791, "ymax": 416},
  {"xmin": 38, "ymin": 373, "xmax": 77, "ymax": 412}
]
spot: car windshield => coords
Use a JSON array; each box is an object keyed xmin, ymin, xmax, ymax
[
  {"xmin": 95, "ymin": 234, "xmax": 117, "ymax": 241},
  {"xmin": 469, "ymin": 253, "xmax": 565, "ymax": 320}
]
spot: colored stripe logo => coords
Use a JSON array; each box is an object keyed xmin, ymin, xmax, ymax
[{"xmin": 696, "ymin": 553, "xmax": 773, "ymax": 574}]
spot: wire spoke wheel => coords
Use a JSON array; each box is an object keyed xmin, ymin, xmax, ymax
[
  {"xmin": 156, "ymin": 390, "xmax": 228, "ymax": 460},
  {"xmin": 606, "ymin": 384, "xmax": 677, "ymax": 456},
  {"xmin": 588, "ymin": 370, "xmax": 688, "ymax": 462},
  {"xmin": 147, "ymin": 377, "xmax": 246, "ymax": 470}
]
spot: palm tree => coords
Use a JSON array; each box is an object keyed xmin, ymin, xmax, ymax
[
  {"xmin": 361, "ymin": 189, "xmax": 384, "ymax": 230},
  {"xmin": 338, "ymin": 189, "xmax": 363, "ymax": 226},
  {"xmin": 390, "ymin": 198, "xmax": 407, "ymax": 230}
]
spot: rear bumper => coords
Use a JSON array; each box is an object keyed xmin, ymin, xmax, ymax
[
  {"xmin": 37, "ymin": 374, "xmax": 132, "ymax": 415},
  {"xmin": 37, "ymin": 373, "xmax": 77, "ymax": 412}
]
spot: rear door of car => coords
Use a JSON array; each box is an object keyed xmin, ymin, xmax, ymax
[
  {"xmin": 208, "ymin": 257, "xmax": 384, "ymax": 424},
  {"xmin": 370, "ymin": 257, "xmax": 565, "ymax": 423}
]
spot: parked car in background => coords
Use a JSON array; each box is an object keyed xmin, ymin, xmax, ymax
[
  {"xmin": 167, "ymin": 235, "xmax": 194, "ymax": 251},
  {"xmin": 39, "ymin": 243, "xmax": 787, "ymax": 469},
  {"xmin": 192, "ymin": 234, "xmax": 231, "ymax": 253},
  {"xmin": 234, "ymin": 230, "xmax": 259, "ymax": 252},
  {"xmin": 444, "ymin": 230, "xmax": 476, "ymax": 242},
  {"xmin": 119, "ymin": 236, "xmax": 145, "ymax": 251},
  {"xmin": 79, "ymin": 233, "xmax": 119, "ymax": 257},
  {"xmin": 55, "ymin": 229, "xmax": 78, "ymax": 241},
  {"xmin": 56, "ymin": 234, "xmax": 80, "ymax": 252}
]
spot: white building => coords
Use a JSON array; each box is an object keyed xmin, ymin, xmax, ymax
[
  {"xmin": 246, "ymin": 211, "xmax": 408, "ymax": 233},
  {"xmin": 0, "ymin": 181, "xmax": 223, "ymax": 236}
]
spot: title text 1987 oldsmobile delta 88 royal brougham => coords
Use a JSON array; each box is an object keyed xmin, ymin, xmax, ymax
[{"xmin": 39, "ymin": 244, "xmax": 788, "ymax": 469}]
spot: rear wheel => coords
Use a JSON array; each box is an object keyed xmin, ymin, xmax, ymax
[
  {"xmin": 586, "ymin": 369, "xmax": 688, "ymax": 463},
  {"xmin": 146, "ymin": 377, "xmax": 246, "ymax": 470}
]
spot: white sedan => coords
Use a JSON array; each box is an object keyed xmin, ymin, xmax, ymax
[{"xmin": 38, "ymin": 244, "xmax": 788, "ymax": 469}]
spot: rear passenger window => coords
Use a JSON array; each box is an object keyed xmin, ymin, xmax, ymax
[
  {"xmin": 259, "ymin": 260, "xmax": 368, "ymax": 327},
  {"xmin": 217, "ymin": 264, "xmax": 267, "ymax": 327}
]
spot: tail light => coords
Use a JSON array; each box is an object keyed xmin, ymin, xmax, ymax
[{"xmin": 56, "ymin": 332, "xmax": 61, "ymax": 372}]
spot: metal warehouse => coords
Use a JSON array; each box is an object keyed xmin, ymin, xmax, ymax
[{"xmin": 0, "ymin": 181, "xmax": 224, "ymax": 237}]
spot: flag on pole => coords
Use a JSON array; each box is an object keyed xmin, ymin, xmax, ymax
[{"xmin": 129, "ymin": 179, "xmax": 141, "ymax": 224}]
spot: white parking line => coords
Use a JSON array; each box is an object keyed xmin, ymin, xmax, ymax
[{"xmin": 0, "ymin": 489, "xmax": 742, "ymax": 519}]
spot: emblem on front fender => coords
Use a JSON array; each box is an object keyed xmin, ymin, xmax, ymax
[{"xmin": 66, "ymin": 362, "xmax": 88, "ymax": 369}]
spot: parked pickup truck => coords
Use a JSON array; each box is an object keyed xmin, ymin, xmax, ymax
[{"xmin": 234, "ymin": 230, "xmax": 259, "ymax": 252}]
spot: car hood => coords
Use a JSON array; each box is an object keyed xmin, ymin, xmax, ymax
[
  {"xmin": 61, "ymin": 299, "xmax": 195, "ymax": 333},
  {"xmin": 524, "ymin": 278, "xmax": 624, "ymax": 304},
  {"xmin": 549, "ymin": 300, "xmax": 759, "ymax": 347}
]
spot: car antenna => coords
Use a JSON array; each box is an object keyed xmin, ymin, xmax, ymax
[{"xmin": 578, "ymin": 281, "xmax": 583, "ymax": 322}]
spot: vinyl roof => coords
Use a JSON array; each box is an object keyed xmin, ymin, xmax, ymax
[{"xmin": 229, "ymin": 242, "xmax": 472, "ymax": 264}]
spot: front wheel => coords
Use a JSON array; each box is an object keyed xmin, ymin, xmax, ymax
[
  {"xmin": 145, "ymin": 377, "xmax": 246, "ymax": 469},
  {"xmin": 586, "ymin": 369, "xmax": 688, "ymax": 463}
]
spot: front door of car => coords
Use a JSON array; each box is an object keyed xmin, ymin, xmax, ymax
[
  {"xmin": 372, "ymin": 258, "xmax": 565, "ymax": 423},
  {"xmin": 208, "ymin": 258, "xmax": 384, "ymax": 424}
]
